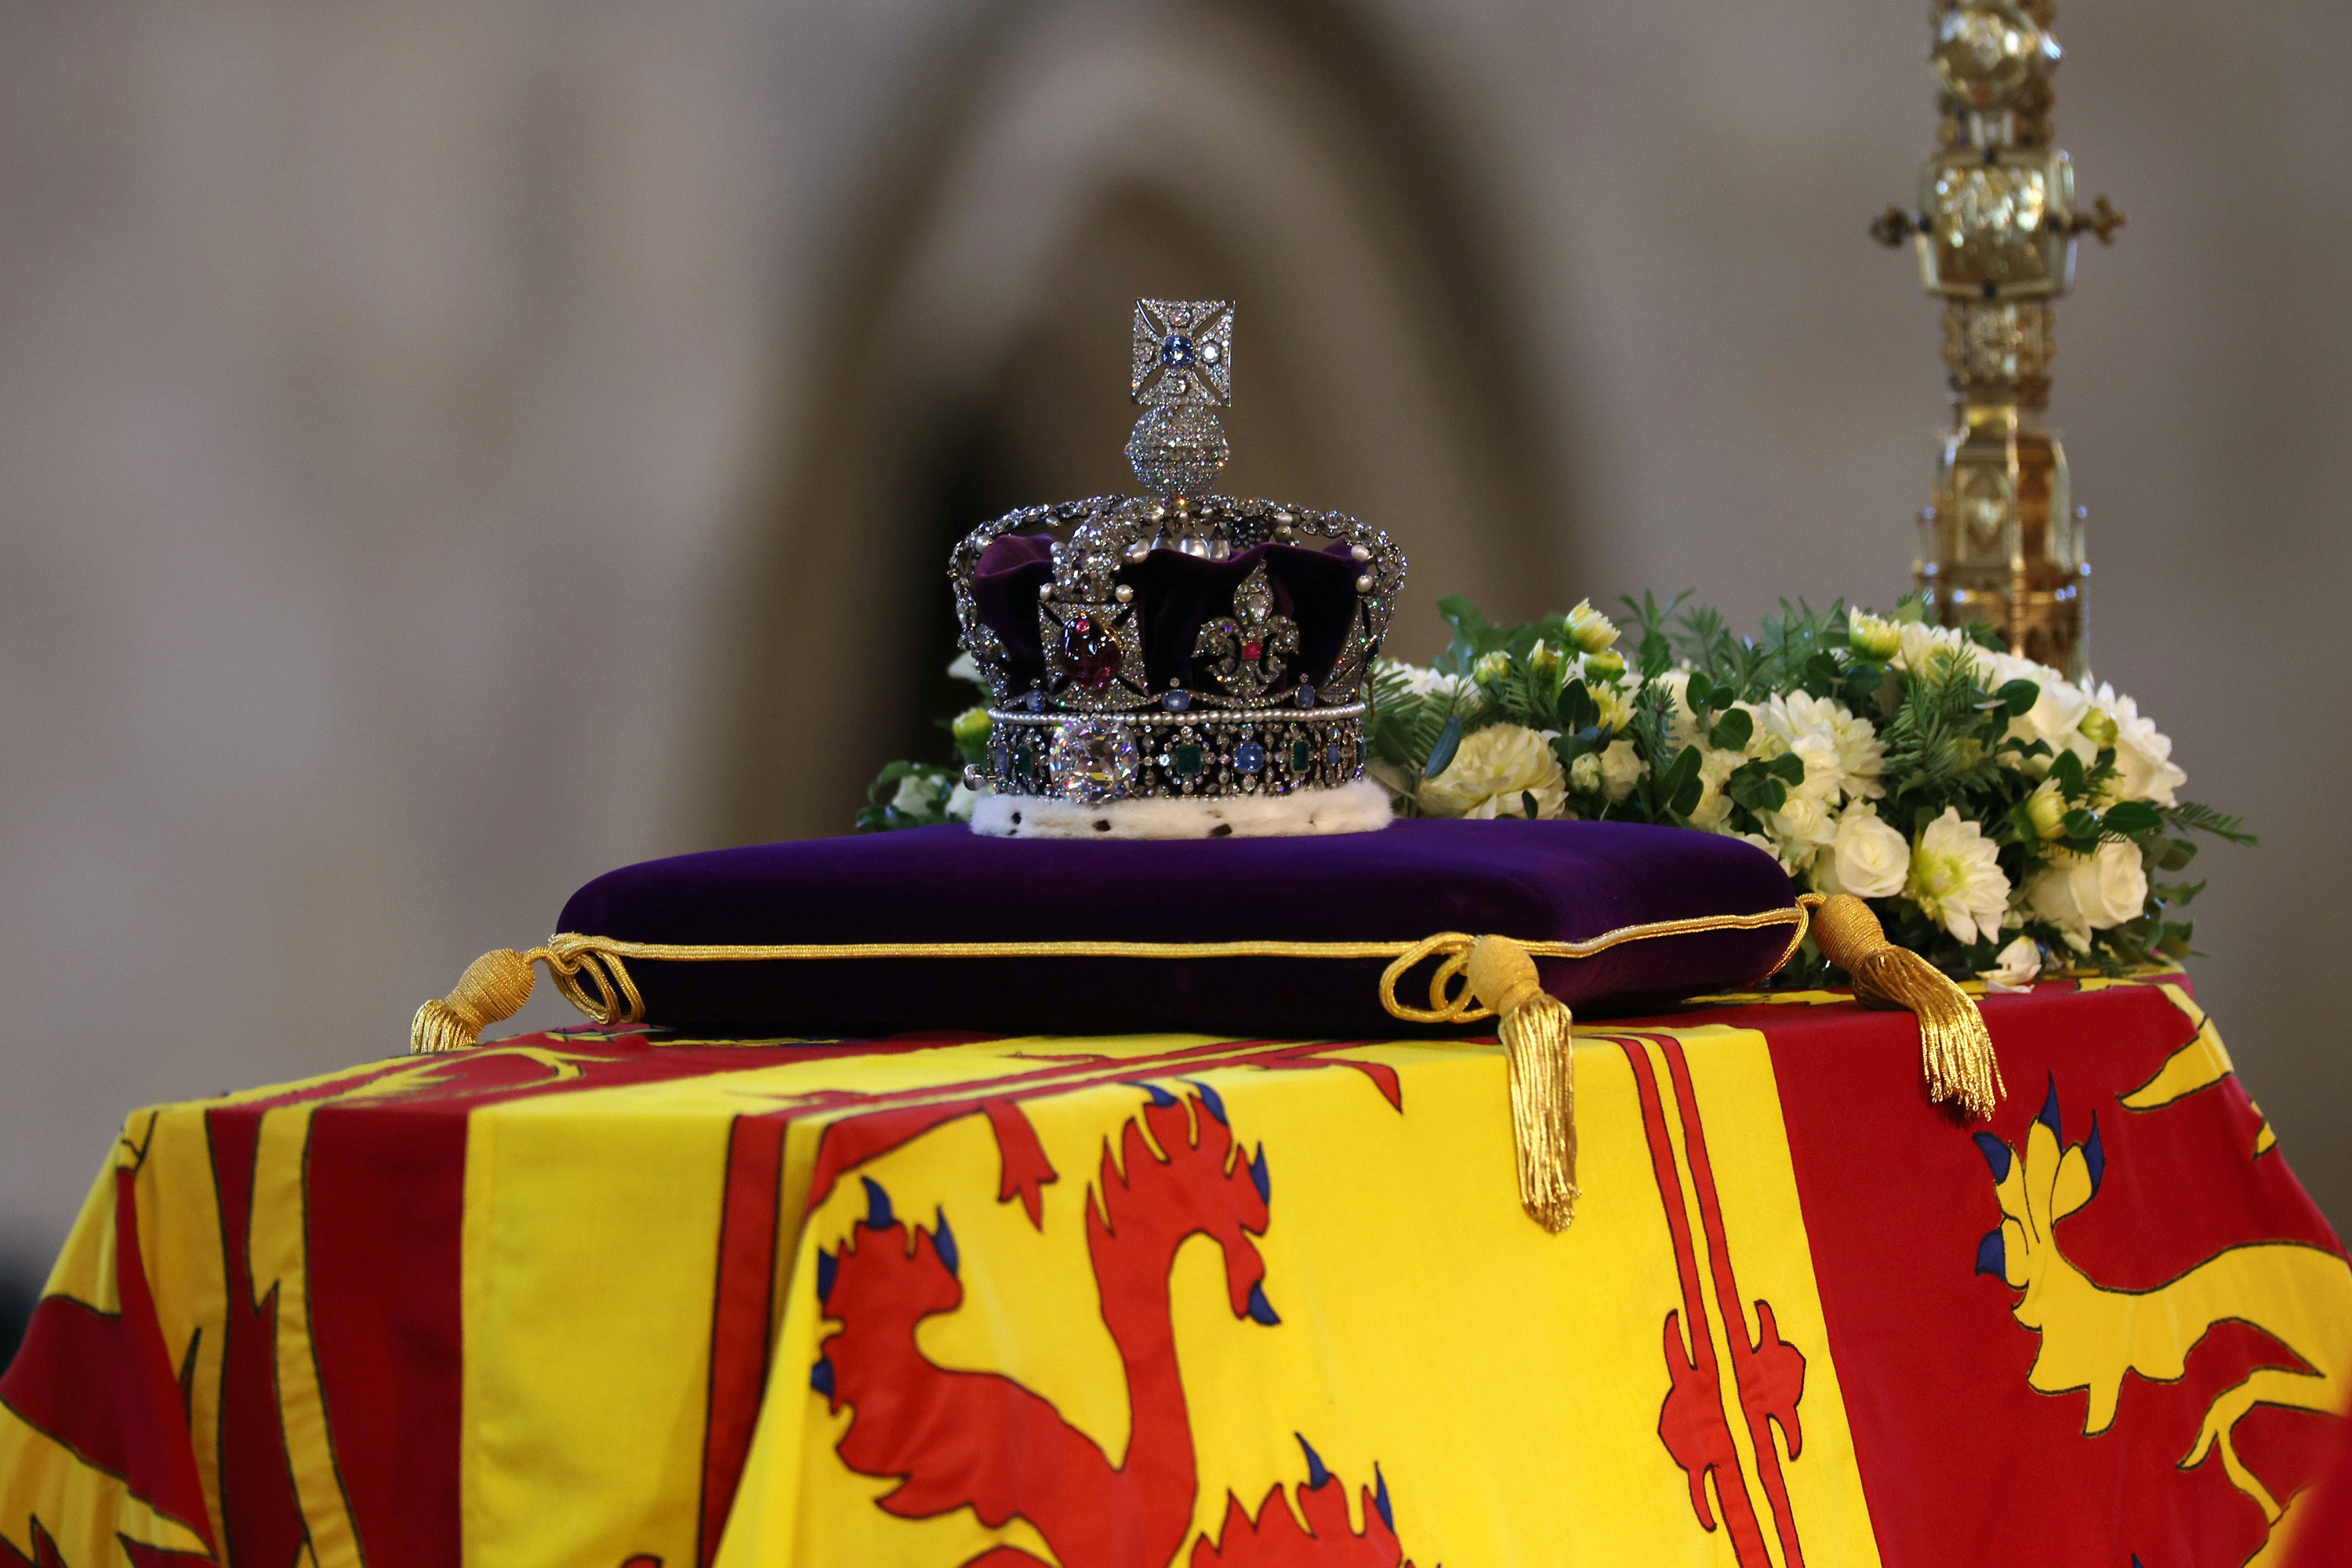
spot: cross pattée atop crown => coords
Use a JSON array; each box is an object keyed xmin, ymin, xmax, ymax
[{"xmin": 948, "ymin": 302, "xmax": 1406, "ymax": 812}]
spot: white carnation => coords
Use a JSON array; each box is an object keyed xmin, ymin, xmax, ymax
[
  {"xmin": 1379, "ymin": 659, "xmax": 1485, "ymax": 712},
  {"xmin": 1906, "ymin": 808, "xmax": 2011, "ymax": 946},
  {"xmin": 1895, "ymin": 622, "xmax": 1971, "ymax": 674},
  {"xmin": 2026, "ymin": 840, "xmax": 2149, "ymax": 945},
  {"xmin": 1751, "ymin": 692, "xmax": 1878, "ymax": 809},
  {"xmin": 1817, "ymin": 802, "xmax": 1910, "ymax": 899},
  {"xmin": 1418, "ymin": 724, "xmax": 1566, "ymax": 820}
]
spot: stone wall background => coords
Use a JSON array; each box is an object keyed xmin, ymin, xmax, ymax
[{"xmin": 2, "ymin": 0, "xmax": 2346, "ymax": 1303}]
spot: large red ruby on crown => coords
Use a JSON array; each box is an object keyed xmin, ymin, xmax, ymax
[
  {"xmin": 1242, "ymin": 638, "xmax": 1264, "ymax": 662},
  {"xmin": 1061, "ymin": 613, "xmax": 1123, "ymax": 691}
]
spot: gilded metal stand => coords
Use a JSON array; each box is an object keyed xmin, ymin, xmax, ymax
[{"xmin": 1873, "ymin": 1, "xmax": 2122, "ymax": 677}]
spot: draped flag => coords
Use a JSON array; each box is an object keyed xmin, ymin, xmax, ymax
[{"xmin": 2, "ymin": 976, "xmax": 2344, "ymax": 1566}]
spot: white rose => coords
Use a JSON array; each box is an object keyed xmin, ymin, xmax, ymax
[
  {"xmin": 2083, "ymin": 682, "xmax": 2187, "ymax": 806},
  {"xmin": 1819, "ymin": 802, "xmax": 1910, "ymax": 899},
  {"xmin": 2027, "ymin": 840, "xmax": 2149, "ymax": 940},
  {"xmin": 1981, "ymin": 935, "xmax": 2044, "ymax": 990},
  {"xmin": 1980, "ymin": 652, "xmax": 2095, "ymax": 765},
  {"xmin": 944, "ymin": 782, "xmax": 979, "ymax": 823},
  {"xmin": 1906, "ymin": 807, "xmax": 2011, "ymax": 946},
  {"xmin": 1597, "ymin": 738, "xmax": 1644, "ymax": 803},
  {"xmin": 946, "ymin": 652, "xmax": 987, "ymax": 689},
  {"xmin": 1766, "ymin": 790, "xmax": 1836, "ymax": 855},
  {"xmin": 890, "ymin": 772, "xmax": 946, "ymax": 815},
  {"xmin": 1418, "ymin": 724, "xmax": 1567, "ymax": 820}
]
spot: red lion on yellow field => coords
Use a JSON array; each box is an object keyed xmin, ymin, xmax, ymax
[{"xmin": 814, "ymin": 1088, "xmax": 1410, "ymax": 1568}]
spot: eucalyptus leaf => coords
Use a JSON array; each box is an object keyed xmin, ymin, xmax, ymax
[
  {"xmin": 1423, "ymin": 713, "xmax": 1463, "ymax": 779},
  {"xmin": 1997, "ymin": 679, "xmax": 2042, "ymax": 718},
  {"xmin": 1559, "ymin": 680, "xmax": 1600, "ymax": 733},
  {"xmin": 2051, "ymin": 748, "xmax": 2087, "ymax": 798}
]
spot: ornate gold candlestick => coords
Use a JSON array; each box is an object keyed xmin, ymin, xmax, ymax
[{"xmin": 1873, "ymin": 0, "xmax": 2122, "ymax": 677}]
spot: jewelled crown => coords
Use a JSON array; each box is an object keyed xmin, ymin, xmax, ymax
[{"xmin": 951, "ymin": 301, "xmax": 1406, "ymax": 836}]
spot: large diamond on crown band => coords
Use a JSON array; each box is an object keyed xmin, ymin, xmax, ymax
[{"xmin": 1047, "ymin": 720, "xmax": 1142, "ymax": 804}]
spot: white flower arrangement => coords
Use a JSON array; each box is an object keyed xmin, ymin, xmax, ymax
[
  {"xmin": 1362, "ymin": 593, "xmax": 2251, "ymax": 984},
  {"xmin": 865, "ymin": 591, "xmax": 2251, "ymax": 986}
]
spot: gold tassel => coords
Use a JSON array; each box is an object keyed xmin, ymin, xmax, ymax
[
  {"xmin": 411, "ymin": 948, "xmax": 540, "ymax": 1054},
  {"xmin": 1809, "ymin": 892, "xmax": 2004, "ymax": 1119},
  {"xmin": 1463, "ymin": 935, "xmax": 1579, "ymax": 1232}
]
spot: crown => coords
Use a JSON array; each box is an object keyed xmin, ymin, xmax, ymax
[{"xmin": 950, "ymin": 301, "xmax": 1406, "ymax": 839}]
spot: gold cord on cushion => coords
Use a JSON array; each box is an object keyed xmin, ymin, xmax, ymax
[
  {"xmin": 1805, "ymin": 891, "xmax": 2003, "ymax": 1119},
  {"xmin": 410, "ymin": 935, "xmax": 644, "ymax": 1054}
]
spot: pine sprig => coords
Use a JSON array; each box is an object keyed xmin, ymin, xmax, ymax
[{"xmin": 2165, "ymin": 799, "xmax": 2258, "ymax": 845}]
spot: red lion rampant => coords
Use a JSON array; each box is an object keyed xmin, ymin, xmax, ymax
[{"xmin": 814, "ymin": 1087, "xmax": 1411, "ymax": 1567}]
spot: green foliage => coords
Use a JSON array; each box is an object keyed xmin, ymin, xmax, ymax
[
  {"xmin": 860, "ymin": 590, "xmax": 2251, "ymax": 990},
  {"xmin": 855, "ymin": 760, "xmax": 962, "ymax": 833}
]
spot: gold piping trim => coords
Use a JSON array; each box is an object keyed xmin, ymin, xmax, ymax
[{"xmin": 409, "ymin": 904, "xmax": 1813, "ymax": 1053}]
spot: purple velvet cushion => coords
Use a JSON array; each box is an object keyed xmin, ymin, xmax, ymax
[{"xmin": 555, "ymin": 819, "xmax": 1797, "ymax": 1038}]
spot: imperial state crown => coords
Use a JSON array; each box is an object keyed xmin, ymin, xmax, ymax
[{"xmin": 951, "ymin": 301, "xmax": 1406, "ymax": 839}]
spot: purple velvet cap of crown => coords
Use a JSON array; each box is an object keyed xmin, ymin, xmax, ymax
[
  {"xmin": 972, "ymin": 533, "xmax": 1363, "ymax": 696},
  {"xmin": 555, "ymin": 818, "xmax": 1798, "ymax": 1038}
]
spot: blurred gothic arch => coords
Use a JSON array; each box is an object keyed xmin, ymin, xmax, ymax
[{"xmin": 720, "ymin": 0, "xmax": 1569, "ymax": 841}]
